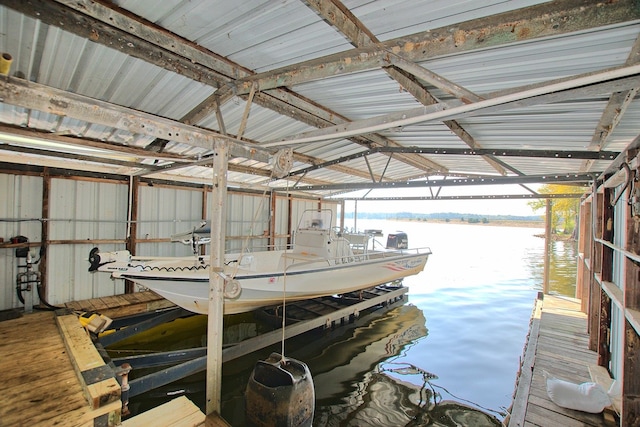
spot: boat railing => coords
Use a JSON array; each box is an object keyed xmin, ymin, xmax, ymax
[{"xmin": 333, "ymin": 246, "xmax": 432, "ymax": 264}]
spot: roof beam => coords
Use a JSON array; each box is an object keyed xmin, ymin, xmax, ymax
[
  {"xmin": 263, "ymin": 65, "xmax": 640, "ymax": 147},
  {"xmin": 340, "ymin": 193, "xmax": 583, "ymax": 201},
  {"xmin": 303, "ymin": 0, "xmax": 514, "ymax": 177},
  {"xmin": 584, "ymin": 31, "xmax": 640, "ymax": 173},
  {"xmin": 235, "ymin": 0, "xmax": 640, "ymax": 94},
  {"xmin": 252, "ymin": 89, "xmax": 448, "ymax": 174},
  {"xmin": 273, "ymin": 173, "xmax": 596, "ymax": 192},
  {"xmin": 2, "ymin": 0, "xmax": 447, "ymax": 176},
  {"xmin": 0, "ymin": 77, "xmax": 270, "ymax": 162},
  {"xmin": 0, "ymin": 124, "xmax": 192, "ymax": 162},
  {"xmin": 288, "ymin": 146, "xmax": 617, "ymax": 177},
  {"xmin": 304, "ymin": 0, "xmax": 466, "ymax": 175},
  {"xmin": 2, "ymin": 0, "xmax": 241, "ymax": 86},
  {"xmin": 0, "ymin": 142, "xmax": 163, "ymax": 170}
]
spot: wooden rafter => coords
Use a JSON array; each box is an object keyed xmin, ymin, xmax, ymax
[
  {"xmin": 0, "ymin": 0, "xmax": 638, "ymax": 189},
  {"xmin": 262, "ymin": 66, "xmax": 640, "ymax": 147},
  {"xmin": 302, "ymin": 0, "xmax": 508, "ymax": 177},
  {"xmin": 582, "ymin": 33, "xmax": 640, "ymax": 172},
  {"xmin": 0, "ymin": 77, "xmax": 269, "ymax": 162},
  {"xmin": 234, "ymin": 0, "xmax": 640, "ymax": 93}
]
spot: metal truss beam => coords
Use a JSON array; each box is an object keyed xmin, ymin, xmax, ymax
[
  {"xmin": 274, "ymin": 173, "xmax": 595, "ymax": 192},
  {"xmin": 339, "ymin": 193, "xmax": 584, "ymax": 201},
  {"xmin": 288, "ymin": 147, "xmax": 617, "ymax": 177}
]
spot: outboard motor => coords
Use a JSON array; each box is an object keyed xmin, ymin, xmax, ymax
[
  {"xmin": 386, "ymin": 232, "xmax": 408, "ymax": 249},
  {"xmin": 245, "ymin": 353, "xmax": 315, "ymax": 427}
]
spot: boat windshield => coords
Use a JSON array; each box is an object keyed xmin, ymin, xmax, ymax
[{"xmin": 296, "ymin": 209, "xmax": 333, "ymax": 231}]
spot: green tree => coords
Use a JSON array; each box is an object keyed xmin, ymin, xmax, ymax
[{"xmin": 528, "ymin": 184, "xmax": 587, "ymax": 234}]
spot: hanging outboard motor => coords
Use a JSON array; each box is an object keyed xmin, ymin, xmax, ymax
[
  {"xmin": 245, "ymin": 352, "xmax": 315, "ymax": 427},
  {"xmin": 386, "ymin": 232, "xmax": 408, "ymax": 249}
]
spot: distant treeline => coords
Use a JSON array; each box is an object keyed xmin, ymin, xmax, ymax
[{"xmin": 344, "ymin": 212, "xmax": 543, "ymax": 222}]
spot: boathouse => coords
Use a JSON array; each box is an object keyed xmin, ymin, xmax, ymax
[{"xmin": 0, "ymin": 1, "xmax": 639, "ymax": 426}]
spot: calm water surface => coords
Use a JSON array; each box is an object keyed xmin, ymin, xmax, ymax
[{"xmin": 113, "ymin": 220, "xmax": 578, "ymax": 426}]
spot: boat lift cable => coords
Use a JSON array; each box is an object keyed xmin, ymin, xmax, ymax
[
  {"xmin": 271, "ymin": 150, "xmax": 294, "ymax": 363},
  {"xmin": 281, "ymin": 177, "xmax": 290, "ymax": 363}
]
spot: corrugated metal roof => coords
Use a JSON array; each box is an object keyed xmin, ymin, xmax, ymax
[{"xmin": 0, "ymin": 0, "xmax": 637, "ymax": 200}]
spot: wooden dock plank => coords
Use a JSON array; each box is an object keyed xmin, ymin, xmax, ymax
[
  {"xmin": 508, "ymin": 296, "xmax": 610, "ymax": 427},
  {"xmin": 0, "ymin": 292, "xmax": 191, "ymax": 427},
  {"xmin": 0, "ymin": 311, "xmax": 122, "ymax": 427},
  {"xmin": 64, "ymin": 290, "xmax": 174, "ymax": 319},
  {"xmin": 122, "ymin": 396, "xmax": 206, "ymax": 427},
  {"xmin": 56, "ymin": 314, "xmax": 121, "ymax": 409}
]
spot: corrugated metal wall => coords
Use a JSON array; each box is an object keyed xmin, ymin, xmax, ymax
[
  {"xmin": 272, "ymin": 195, "xmax": 290, "ymax": 250},
  {"xmin": 220, "ymin": 191, "xmax": 270, "ymax": 253},
  {"xmin": 0, "ymin": 173, "xmax": 43, "ymax": 310},
  {"xmin": 0, "ymin": 171, "xmax": 341, "ymax": 310},
  {"xmin": 48, "ymin": 178, "xmax": 129, "ymax": 304},
  {"xmin": 610, "ymin": 186, "xmax": 628, "ymax": 379},
  {"xmin": 137, "ymin": 184, "xmax": 204, "ymax": 257}
]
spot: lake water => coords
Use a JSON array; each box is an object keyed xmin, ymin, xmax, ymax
[{"xmin": 115, "ymin": 220, "xmax": 578, "ymax": 426}]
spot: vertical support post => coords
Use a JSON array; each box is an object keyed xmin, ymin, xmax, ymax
[
  {"xmin": 543, "ymin": 199, "xmax": 552, "ymax": 294},
  {"xmin": 38, "ymin": 168, "xmax": 50, "ymax": 307},
  {"xmin": 623, "ymin": 319, "xmax": 640, "ymax": 424},
  {"xmin": 354, "ymin": 200, "xmax": 358, "ymax": 232},
  {"xmin": 597, "ymin": 290, "xmax": 611, "ymax": 366},
  {"xmin": 589, "ymin": 192, "xmax": 605, "ymax": 350},
  {"xmin": 200, "ymin": 184, "xmax": 208, "ymax": 256},
  {"xmin": 206, "ymin": 140, "xmax": 228, "ymax": 416},
  {"xmin": 126, "ymin": 176, "xmax": 139, "ymax": 293}
]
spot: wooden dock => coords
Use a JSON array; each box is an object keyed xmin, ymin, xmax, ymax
[
  {"xmin": 0, "ymin": 291, "xmax": 217, "ymax": 427},
  {"xmin": 509, "ymin": 295, "xmax": 613, "ymax": 427},
  {"xmin": 63, "ymin": 290, "xmax": 174, "ymax": 319},
  {"xmin": 0, "ymin": 310, "xmax": 121, "ymax": 426}
]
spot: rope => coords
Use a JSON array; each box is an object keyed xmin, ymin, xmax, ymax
[{"xmin": 281, "ymin": 178, "xmax": 290, "ymax": 363}]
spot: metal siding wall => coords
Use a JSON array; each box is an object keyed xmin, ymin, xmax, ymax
[
  {"xmin": 613, "ymin": 186, "xmax": 627, "ymax": 287},
  {"xmin": 611, "ymin": 304, "xmax": 624, "ymax": 380},
  {"xmin": 137, "ymin": 185, "xmax": 203, "ymax": 257},
  {"xmin": 290, "ymin": 198, "xmax": 318, "ymax": 231},
  {"xmin": 0, "ymin": 173, "xmax": 43, "ymax": 310},
  {"xmin": 47, "ymin": 178, "xmax": 129, "ymax": 304},
  {"xmin": 610, "ymin": 185, "xmax": 628, "ymax": 379},
  {"xmin": 0, "ymin": 173, "xmax": 341, "ymax": 308},
  {"xmin": 273, "ymin": 196, "xmax": 290, "ymax": 250},
  {"xmin": 213, "ymin": 191, "xmax": 270, "ymax": 253}
]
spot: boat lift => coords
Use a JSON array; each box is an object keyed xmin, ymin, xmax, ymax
[{"xmin": 96, "ymin": 284, "xmax": 409, "ymax": 409}]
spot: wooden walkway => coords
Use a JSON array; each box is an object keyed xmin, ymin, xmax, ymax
[
  {"xmin": 509, "ymin": 295, "xmax": 612, "ymax": 427},
  {"xmin": 0, "ymin": 311, "xmax": 121, "ymax": 427},
  {"xmin": 0, "ymin": 291, "xmax": 227, "ymax": 427},
  {"xmin": 63, "ymin": 290, "xmax": 174, "ymax": 318}
]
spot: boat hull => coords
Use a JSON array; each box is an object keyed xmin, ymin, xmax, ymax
[{"xmin": 121, "ymin": 251, "xmax": 429, "ymax": 315}]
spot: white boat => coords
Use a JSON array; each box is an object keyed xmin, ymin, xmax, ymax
[{"xmin": 88, "ymin": 210, "xmax": 431, "ymax": 315}]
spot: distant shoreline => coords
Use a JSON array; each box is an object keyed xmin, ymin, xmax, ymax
[{"xmin": 389, "ymin": 218, "xmax": 545, "ymax": 228}]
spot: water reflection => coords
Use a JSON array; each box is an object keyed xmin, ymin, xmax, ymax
[
  {"xmin": 526, "ymin": 238, "xmax": 578, "ymax": 297},
  {"xmin": 314, "ymin": 371, "xmax": 501, "ymax": 427},
  {"xmin": 220, "ymin": 304, "xmax": 432, "ymax": 424}
]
